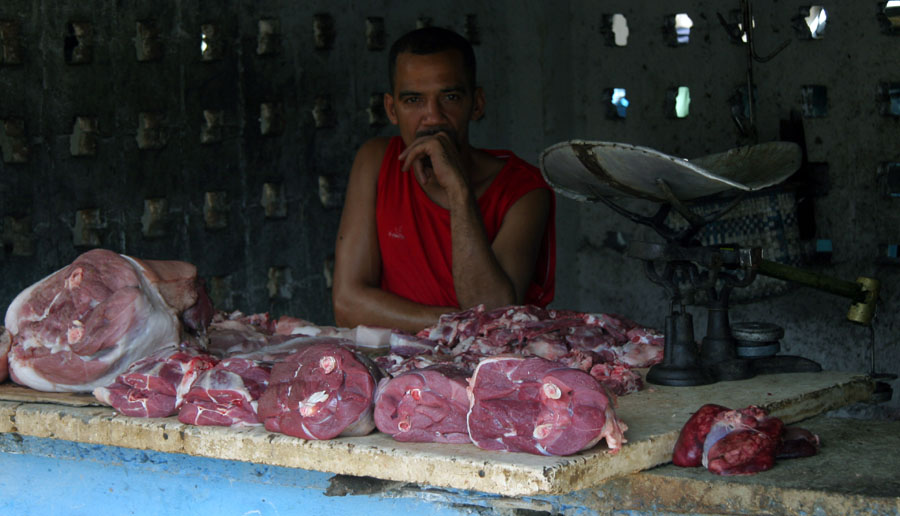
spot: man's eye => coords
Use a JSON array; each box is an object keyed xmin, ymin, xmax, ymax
[
  {"xmin": 403, "ymin": 97, "xmax": 420, "ymax": 104},
  {"xmin": 445, "ymin": 94, "xmax": 460, "ymax": 101}
]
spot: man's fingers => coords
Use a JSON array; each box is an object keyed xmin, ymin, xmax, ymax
[{"xmin": 413, "ymin": 161, "xmax": 431, "ymax": 187}]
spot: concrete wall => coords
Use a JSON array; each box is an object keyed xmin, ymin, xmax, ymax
[{"xmin": 1, "ymin": 1, "xmax": 897, "ymax": 410}]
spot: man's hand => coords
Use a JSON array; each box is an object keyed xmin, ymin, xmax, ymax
[{"xmin": 397, "ymin": 130, "xmax": 470, "ymax": 198}]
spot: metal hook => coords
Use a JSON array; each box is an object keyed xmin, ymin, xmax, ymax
[
  {"xmin": 742, "ymin": 0, "xmax": 791, "ymax": 62},
  {"xmin": 717, "ymin": 0, "xmax": 791, "ymax": 62}
]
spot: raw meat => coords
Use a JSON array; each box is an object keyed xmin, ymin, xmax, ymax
[
  {"xmin": 257, "ymin": 340, "xmax": 383, "ymax": 440},
  {"xmin": 673, "ymin": 404, "xmax": 819, "ymax": 474},
  {"xmin": 4, "ymin": 249, "xmax": 198, "ymax": 392},
  {"xmin": 129, "ymin": 256, "xmax": 215, "ymax": 332},
  {"xmin": 672, "ymin": 403, "xmax": 730, "ymax": 467},
  {"xmin": 205, "ymin": 310, "xmax": 391, "ymax": 357},
  {"xmin": 93, "ymin": 344, "xmax": 217, "ymax": 418},
  {"xmin": 702, "ymin": 406, "xmax": 783, "ymax": 475},
  {"xmin": 0, "ymin": 326, "xmax": 10, "ymax": 382},
  {"xmin": 178, "ymin": 357, "xmax": 271, "ymax": 426},
  {"xmin": 467, "ymin": 356, "xmax": 627, "ymax": 456},
  {"xmin": 776, "ymin": 426, "xmax": 821, "ymax": 459},
  {"xmin": 374, "ymin": 364, "xmax": 472, "ymax": 444},
  {"xmin": 588, "ymin": 363, "xmax": 643, "ymax": 396},
  {"xmin": 178, "ymin": 335, "xmax": 339, "ymax": 427},
  {"xmin": 411, "ymin": 305, "xmax": 664, "ymax": 395}
]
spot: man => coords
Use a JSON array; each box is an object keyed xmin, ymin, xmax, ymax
[{"xmin": 332, "ymin": 27, "xmax": 555, "ymax": 333}]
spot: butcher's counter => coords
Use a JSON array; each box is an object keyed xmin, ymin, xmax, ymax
[{"xmin": 2, "ymin": 371, "xmax": 897, "ymax": 515}]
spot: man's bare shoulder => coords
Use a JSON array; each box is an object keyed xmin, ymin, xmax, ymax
[
  {"xmin": 349, "ymin": 137, "xmax": 392, "ymax": 186},
  {"xmin": 356, "ymin": 137, "xmax": 392, "ymax": 164}
]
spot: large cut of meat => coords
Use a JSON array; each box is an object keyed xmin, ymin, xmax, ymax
[
  {"xmin": 374, "ymin": 364, "xmax": 472, "ymax": 444},
  {"xmin": 702, "ymin": 405, "xmax": 784, "ymax": 475},
  {"xmin": 179, "ymin": 335, "xmax": 345, "ymax": 427},
  {"xmin": 4, "ymin": 249, "xmax": 210, "ymax": 392},
  {"xmin": 93, "ymin": 345, "xmax": 217, "ymax": 418},
  {"xmin": 467, "ymin": 356, "xmax": 627, "ymax": 456},
  {"xmin": 178, "ymin": 357, "xmax": 271, "ymax": 426},
  {"xmin": 672, "ymin": 403, "xmax": 730, "ymax": 467},
  {"xmin": 257, "ymin": 339, "xmax": 382, "ymax": 440},
  {"xmin": 673, "ymin": 404, "xmax": 818, "ymax": 475}
]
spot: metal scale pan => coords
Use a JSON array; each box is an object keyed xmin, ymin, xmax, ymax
[{"xmin": 539, "ymin": 139, "xmax": 802, "ymax": 203}]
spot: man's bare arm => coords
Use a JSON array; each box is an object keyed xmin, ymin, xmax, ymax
[
  {"xmin": 398, "ymin": 133, "xmax": 551, "ymax": 310},
  {"xmin": 332, "ymin": 138, "xmax": 456, "ymax": 333},
  {"xmin": 449, "ymin": 187, "xmax": 550, "ymax": 310}
]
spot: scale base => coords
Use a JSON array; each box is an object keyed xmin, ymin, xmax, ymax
[
  {"xmin": 646, "ymin": 364, "xmax": 713, "ymax": 386},
  {"xmin": 751, "ymin": 355, "xmax": 822, "ymax": 375},
  {"xmin": 706, "ymin": 358, "xmax": 756, "ymax": 382}
]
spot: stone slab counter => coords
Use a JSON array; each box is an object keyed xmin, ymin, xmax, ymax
[{"xmin": 0, "ymin": 371, "xmax": 874, "ymax": 496}]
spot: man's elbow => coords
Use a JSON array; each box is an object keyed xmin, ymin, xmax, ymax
[{"xmin": 331, "ymin": 288, "xmax": 356, "ymax": 328}]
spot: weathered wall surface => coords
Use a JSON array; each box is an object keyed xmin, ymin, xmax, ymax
[{"xmin": 1, "ymin": 2, "xmax": 897, "ymax": 409}]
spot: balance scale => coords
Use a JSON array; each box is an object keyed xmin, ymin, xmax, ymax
[{"xmin": 539, "ymin": 140, "xmax": 890, "ymax": 393}]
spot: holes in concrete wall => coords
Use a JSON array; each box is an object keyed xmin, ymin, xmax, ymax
[
  {"xmin": 313, "ymin": 13, "xmax": 335, "ymax": 50},
  {"xmin": 812, "ymin": 238, "xmax": 833, "ymax": 264},
  {"xmin": 136, "ymin": 112, "xmax": 167, "ymax": 150},
  {"xmin": 880, "ymin": 162, "xmax": 900, "ymax": 197},
  {"xmin": 203, "ymin": 191, "xmax": 229, "ymax": 230},
  {"xmin": 666, "ymin": 86, "xmax": 691, "ymax": 118},
  {"xmin": 0, "ymin": 118, "xmax": 28, "ymax": 163},
  {"xmin": 69, "ymin": 116, "xmax": 98, "ymax": 157},
  {"xmin": 135, "ymin": 20, "xmax": 163, "ymax": 61},
  {"xmin": 261, "ymin": 183, "xmax": 286, "ymax": 219},
  {"xmin": 141, "ymin": 198, "xmax": 169, "ymax": 238},
  {"xmin": 0, "ymin": 20, "xmax": 23, "ymax": 65},
  {"xmin": 257, "ymin": 19, "xmax": 281, "ymax": 56},
  {"xmin": 267, "ymin": 266, "xmax": 292, "ymax": 299},
  {"xmin": 73, "ymin": 208, "xmax": 104, "ymax": 247},
  {"xmin": 801, "ymin": 85, "xmax": 828, "ymax": 117},
  {"xmin": 801, "ymin": 6, "xmax": 827, "ymax": 39},
  {"xmin": 367, "ymin": 93, "xmax": 388, "ymax": 127},
  {"xmin": 604, "ymin": 88, "xmax": 629, "ymax": 119},
  {"xmin": 312, "ymin": 96, "xmax": 335, "ymax": 129},
  {"xmin": 880, "ymin": 244, "xmax": 900, "ymax": 265},
  {"xmin": 200, "ymin": 24, "xmax": 224, "ymax": 61},
  {"xmin": 1, "ymin": 215, "xmax": 34, "ymax": 257},
  {"xmin": 64, "ymin": 22, "xmax": 93, "ymax": 64},
  {"xmin": 200, "ymin": 110, "xmax": 224, "ymax": 144},
  {"xmin": 880, "ymin": 83, "xmax": 900, "ymax": 116},
  {"xmin": 601, "ymin": 14, "xmax": 629, "ymax": 46},
  {"xmin": 878, "ymin": 1, "xmax": 900, "ymax": 34},
  {"xmin": 366, "ymin": 17, "xmax": 385, "ymax": 51},
  {"xmin": 259, "ymin": 102, "xmax": 285, "ymax": 136},
  {"xmin": 668, "ymin": 13, "xmax": 693, "ymax": 45}
]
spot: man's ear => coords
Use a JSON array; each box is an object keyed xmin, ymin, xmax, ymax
[
  {"xmin": 384, "ymin": 93, "xmax": 399, "ymax": 125},
  {"xmin": 471, "ymin": 86, "xmax": 486, "ymax": 121}
]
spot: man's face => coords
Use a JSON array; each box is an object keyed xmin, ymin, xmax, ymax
[{"xmin": 384, "ymin": 49, "xmax": 484, "ymax": 150}]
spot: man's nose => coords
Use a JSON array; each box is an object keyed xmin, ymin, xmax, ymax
[{"xmin": 422, "ymin": 97, "xmax": 445, "ymax": 123}]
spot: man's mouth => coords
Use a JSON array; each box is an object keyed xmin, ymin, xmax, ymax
[{"xmin": 416, "ymin": 127, "xmax": 455, "ymax": 140}]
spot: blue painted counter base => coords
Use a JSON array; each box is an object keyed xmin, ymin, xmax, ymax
[
  {"xmin": 0, "ymin": 434, "xmax": 474, "ymax": 515},
  {"xmin": 0, "ymin": 434, "xmax": 619, "ymax": 516}
]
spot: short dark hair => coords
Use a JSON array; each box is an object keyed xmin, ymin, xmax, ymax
[{"xmin": 388, "ymin": 27, "xmax": 476, "ymax": 92}]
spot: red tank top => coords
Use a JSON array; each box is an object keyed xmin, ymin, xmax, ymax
[{"xmin": 375, "ymin": 136, "xmax": 555, "ymax": 308}]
